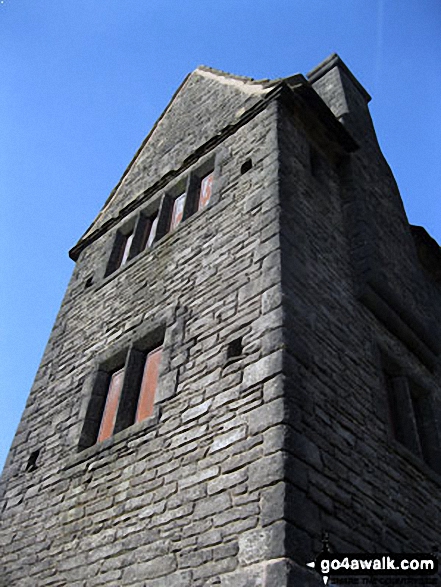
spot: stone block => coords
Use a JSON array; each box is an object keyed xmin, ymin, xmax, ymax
[
  {"xmin": 221, "ymin": 566, "xmax": 264, "ymax": 587},
  {"xmin": 238, "ymin": 522, "xmax": 284, "ymax": 565},
  {"xmin": 248, "ymin": 453, "xmax": 284, "ymax": 491},
  {"xmin": 209, "ymin": 426, "xmax": 247, "ymax": 454},
  {"xmin": 193, "ymin": 492, "xmax": 231, "ymax": 520},
  {"xmin": 121, "ymin": 554, "xmax": 177, "ymax": 583},
  {"xmin": 243, "ymin": 351, "xmax": 283, "ymax": 388}
]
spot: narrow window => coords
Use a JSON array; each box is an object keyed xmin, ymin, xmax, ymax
[
  {"xmin": 384, "ymin": 373, "xmax": 420, "ymax": 454},
  {"xmin": 80, "ymin": 333, "xmax": 166, "ymax": 450},
  {"xmin": 170, "ymin": 193, "xmax": 186, "ymax": 230},
  {"xmin": 136, "ymin": 213, "xmax": 159, "ymax": 253},
  {"xmin": 120, "ymin": 232, "xmax": 134, "ymax": 267},
  {"xmin": 382, "ymin": 360, "xmax": 441, "ymax": 474},
  {"xmin": 135, "ymin": 346, "xmax": 163, "ymax": 422},
  {"xmin": 198, "ymin": 172, "xmax": 214, "ymax": 211},
  {"xmin": 144, "ymin": 215, "xmax": 158, "ymax": 249},
  {"xmin": 97, "ymin": 367, "xmax": 125, "ymax": 442},
  {"xmin": 137, "ymin": 214, "xmax": 158, "ymax": 252},
  {"xmin": 105, "ymin": 230, "xmax": 135, "ymax": 276},
  {"xmin": 127, "ymin": 212, "xmax": 159, "ymax": 262},
  {"xmin": 410, "ymin": 384, "xmax": 441, "ymax": 473}
]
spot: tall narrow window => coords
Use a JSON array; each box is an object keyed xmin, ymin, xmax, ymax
[
  {"xmin": 105, "ymin": 230, "xmax": 135, "ymax": 276},
  {"xmin": 120, "ymin": 233, "xmax": 134, "ymax": 267},
  {"xmin": 382, "ymin": 361, "xmax": 441, "ymax": 474},
  {"xmin": 135, "ymin": 213, "xmax": 159, "ymax": 254},
  {"xmin": 144, "ymin": 215, "xmax": 158, "ymax": 249},
  {"xmin": 125, "ymin": 212, "xmax": 160, "ymax": 264},
  {"xmin": 135, "ymin": 346, "xmax": 163, "ymax": 423},
  {"xmin": 384, "ymin": 373, "xmax": 421, "ymax": 456},
  {"xmin": 97, "ymin": 367, "xmax": 125, "ymax": 442},
  {"xmin": 170, "ymin": 193, "xmax": 186, "ymax": 230},
  {"xmin": 410, "ymin": 384, "xmax": 441, "ymax": 473},
  {"xmin": 198, "ymin": 172, "xmax": 213, "ymax": 210},
  {"xmin": 79, "ymin": 336, "xmax": 166, "ymax": 450}
]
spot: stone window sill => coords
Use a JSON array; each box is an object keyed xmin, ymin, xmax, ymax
[{"xmin": 63, "ymin": 406, "xmax": 161, "ymax": 473}]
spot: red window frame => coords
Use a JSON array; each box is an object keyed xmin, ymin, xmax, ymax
[
  {"xmin": 96, "ymin": 345, "xmax": 163, "ymax": 443},
  {"xmin": 135, "ymin": 346, "xmax": 163, "ymax": 423},
  {"xmin": 198, "ymin": 171, "xmax": 213, "ymax": 211},
  {"xmin": 170, "ymin": 193, "xmax": 186, "ymax": 230},
  {"xmin": 97, "ymin": 367, "xmax": 125, "ymax": 442}
]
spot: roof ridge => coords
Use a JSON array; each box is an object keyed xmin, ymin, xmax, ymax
[{"xmin": 195, "ymin": 65, "xmax": 271, "ymax": 86}]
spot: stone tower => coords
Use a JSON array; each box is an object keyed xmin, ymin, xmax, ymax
[{"xmin": 1, "ymin": 54, "xmax": 440, "ymax": 586}]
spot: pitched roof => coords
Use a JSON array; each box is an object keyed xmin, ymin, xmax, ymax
[
  {"xmin": 70, "ymin": 61, "xmax": 357, "ymax": 260},
  {"xmin": 76, "ymin": 67, "xmax": 273, "ymax": 244}
]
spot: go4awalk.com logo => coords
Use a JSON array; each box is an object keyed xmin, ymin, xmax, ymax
[{"xmin": 307, "ymin": 553, "xmax": 439, "ymax": 585}]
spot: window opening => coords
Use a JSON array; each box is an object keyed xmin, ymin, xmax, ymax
[
  {"xmin": 135, "ymin": 346, "xmax": 163, "ymax": 423},
  {"xmin": 198, "ymin": 172, "xmax": 214, "ymax": 211},
  {"xmin": 170, "ymin": 193, "xmax": 186, "ymax": 230},
  {"xmin": 144, "ymin": 215, "xmax": 158, "ymax": 249},
  {"xmin": 137, "ymin": 214, "xmax": 159, "ymax": 252},
  {"xmin": 382, "ymin": 360, "xmax": 441, "ymax": 474},
  {"xmin": 410, "ymin": 385, "xmax": 440, "ymax": 473},
  {"xmin": 82, "ymin": 340, "xmax": 164, "ymax": 448},
  {"xmin": 120, "ymin": 232, "xmax": 134, "ymax": 267},
  {"xmin": 97, "ymin": 367, "xmax": 125, "ymax": 442},
  {"xmin": 105, "ymin": 230, "xmax": 134, "ymax": 277},
  {"xmin": 384, "ymin": 373, "xmax": 419, "ymax": 454}
]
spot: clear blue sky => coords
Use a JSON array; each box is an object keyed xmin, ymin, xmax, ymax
[{"xmin": 1, "ymin": 1, "xmax": 440, "ymax": 472}]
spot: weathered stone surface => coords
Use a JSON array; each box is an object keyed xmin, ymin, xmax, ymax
[
  {"xmin": 209, "ymin": 426, "xmax": 248, "ymax": 454},
  {"xmin": 221, "ymin": 566, "xmax": 264, "ymax": 587},
  {"xmin": 1, "ymin": 54, "xmax": 440, "ymax": 587}
]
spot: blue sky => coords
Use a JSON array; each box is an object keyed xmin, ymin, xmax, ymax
[{"xmin": 1, "ymin": 1, "xmax": 440, "ymax": 471}]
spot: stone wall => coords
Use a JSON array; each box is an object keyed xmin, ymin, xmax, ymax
[
  {"xmin": 279, "ymin": 60, "xmax": 441, "ymax": 582},
  {"xmin": 0, "ymin": 96, "xmax": 293, "ymax": 586},
  {"xmin": 1, "ymin": 56, "xmax": 440, "ymax": 587}
]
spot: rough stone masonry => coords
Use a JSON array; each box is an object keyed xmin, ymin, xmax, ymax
[{"xmin": 1, "ymin": 54, "xmax": 440, "ymax": 586}]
